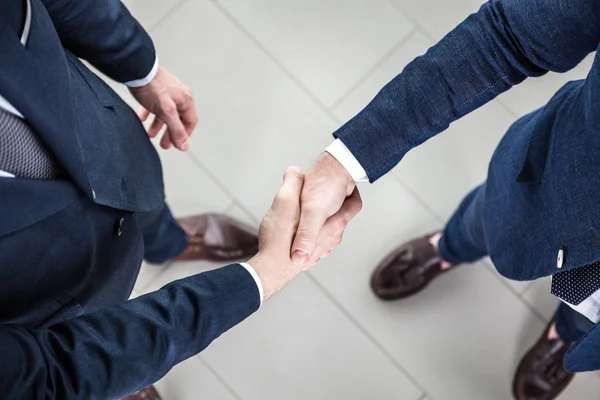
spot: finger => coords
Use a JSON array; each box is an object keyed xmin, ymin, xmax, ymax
[
  {"xmin": 336, "ymin": 187, "xmax": 363, "ymax": 222},
  {"xmin": 160, "ymin": 130, "xmax": 173, "ymax": 149},
  {"xmin": 159, "ymin": 99, "xmax": 190, "ymax": 151},
  {"xmin": 147, "ymin": 116, "xmax": 165, "ymax": 138},
  {"xmin": 271, "ymin": 166, "xmax": 304, "ymax": 214},
  {"xmin": 137, "ymin": 107, "xmax": 151, "ymax": 122},
  {"xmin": 291, "ymin": 193, "xmax": 332, "ymax": 266},
  {"xmin": 178, "ymin": 95, "xmax": 198, "ymax": 137},
  {"xmin": 309, "ymin": 188, "xmax": 363, "ymax": 263}
]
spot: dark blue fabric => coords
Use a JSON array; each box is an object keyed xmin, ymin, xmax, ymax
[
  {"xmin": 138, "ymin": 202, "xmax": 188, "ymax": 264},
  {"xmin": 555, "ymin": 302, "xmax": 594, "ymax": 343},
  {"xmin": 438, "ymin": 184, "xmax": 488, "ymax": 265},
  {"xmin": 0, "ymin": 1, "xmax": 258, "ymax": 398},
  {"xmin": 437, "ymin": 183, "xmax": 594, "ymax": 343},
  {"xmin": 0, "ymin": 0, "xmax": 164, "ymax": 213},
  {"xmin": 335, "ymin": 0, "xmax": 600, "ymax": 372}
]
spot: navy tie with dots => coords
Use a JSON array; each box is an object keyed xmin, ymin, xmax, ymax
[{"xmin": 551, "ymin": 262, "xmax": 600, "ymax": 305}]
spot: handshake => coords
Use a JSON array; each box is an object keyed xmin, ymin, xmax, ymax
[{"xmin": 248, "ymin": 153, "xmax": 362, "ymax": 301}]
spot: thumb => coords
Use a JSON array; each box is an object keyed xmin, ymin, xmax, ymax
[{"xmin": 291, "ymin": 200, "xmax": 330, "ymax": 266}]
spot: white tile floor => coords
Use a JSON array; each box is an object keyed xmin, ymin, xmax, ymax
[{"xmin": 115, "ymin": 0, "xmax": 600, "ymax": 398}]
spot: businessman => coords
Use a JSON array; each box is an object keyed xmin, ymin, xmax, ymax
[
  {"xmin": 0, "ymin": 0, "xmax": 360, "ymax": 399},
  {"xmin": 293, "ymin": 0, "xmax": 600, "ymax": 399}
]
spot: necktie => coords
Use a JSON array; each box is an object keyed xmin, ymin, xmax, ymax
[
  {"xmin": 0, "ymin": 108, "xmax": 63, "ymax": 179},
  {"xmin": 551, "ymin": 262, "xmax": 600, "ymax": 305}
]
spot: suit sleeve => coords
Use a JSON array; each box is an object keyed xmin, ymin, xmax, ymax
[
  {"xmin": 334, "ymin": 0, "xmax": 600, "ymax": 182},
  {"xmin": 41, "ymin": 0, "xmax": 156, "ymax": 83},
  {"xmin": 0, "ymin": 264, "xmax": 260, "ymax": 400}
]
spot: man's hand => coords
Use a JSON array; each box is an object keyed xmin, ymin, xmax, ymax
[
  {"xmin": 248, "ymin": 166, "xmax": 355, "ymax": 301},
  {"xmin": 129, "ymin": 66, "xmax": 197, "ymax": 151},
  {"xmin": 290, "ymin": 152, "xmax": 362, "ymax": 266}
]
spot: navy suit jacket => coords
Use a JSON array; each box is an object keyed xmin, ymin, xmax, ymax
[
  {"xmin": 0, "ymin": 1, "xmax": 259, "ymax": 398},
  {"xmin": 335, "ymin": 0, "xmax": 600, "ymax": 372}
]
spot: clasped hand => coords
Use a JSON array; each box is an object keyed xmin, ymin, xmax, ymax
[{"xmin": 249, "ymin": 164, "xmax": 361, "ymax": 300}]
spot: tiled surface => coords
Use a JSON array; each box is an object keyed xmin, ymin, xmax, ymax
[
  {"xmin": 498, "ymin": 54, "xmax": 596, "ymax": 117},
  {"xmin": 522, "ymin": 277, "xmax": 561, "ymax": 322},
  {"xmin": 114, "ymin": 0, "xmax": 600, "ymax": 398},
  {"xmin": 201, "ymin": 274, "xmax": 422, "ymax": 400},
  {"xmin": 219, "ymin": 0, "xmax": 414, "ymax": 107},
  {"xmin": 392, "ymin": 0, "xmax": 484, "ymax": 40},
  {"xmin": 154, "ymin": 356, "xmax": 237, "ymax": 400}
]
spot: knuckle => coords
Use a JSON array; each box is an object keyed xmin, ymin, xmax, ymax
[
  {"xmin": 335, "ymin": 218, "xmax": 347, "ymax": 232},
  {"xmin": 284, "ymin": 166, "xmax": 303, "ymax": 179},
  {"xmin": 161, "ymin": 101, "xmax": 176, "ymax": 115},
  {"xmin": 295, "ymin": 229, "xmax": 315, "ymax": 243},
  {"xmin": 331, "ymin": 236, "xmax": 342, "ymax": 248}
]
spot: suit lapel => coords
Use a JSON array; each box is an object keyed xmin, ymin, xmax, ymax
[{"xmin": 0, "ymin": 0, "xmax": 90, "ymax": 193}]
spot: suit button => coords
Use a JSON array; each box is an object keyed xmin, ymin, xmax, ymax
[
  {"xmin": 557, "ymin": 248, "xmax": 564, "ymax": 269},
  {"xmin": 117, "ymin": 218, "xmax": 125, "ymax": 236}
]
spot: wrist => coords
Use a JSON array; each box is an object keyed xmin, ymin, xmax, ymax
[
  {"xmin": 247, "ymin": 252, "xmax": 302, "ymax": 301},
  {"xmin": 320, "ymin": 152, "xmax": 353, "ymax": 184}
]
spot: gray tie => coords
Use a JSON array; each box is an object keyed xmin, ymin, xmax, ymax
[{"xmin": 0, "ymin": 108, "xmax": 63, "ymax": 179}]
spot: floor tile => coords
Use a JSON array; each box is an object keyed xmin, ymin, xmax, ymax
[
  {"xmin": 225, "ymin": 204, "xmax": 259, "ymax": 227},
  {"xmin": 134, "ymin": 261, "xmax": 167, "ymax": 293},
  {"xmin": 200, "ymin": 274, "xmax": 422, "ymax": 400},
  {"xmin": 154, "ymin": 356, "xmax": 237, "ymax": 400},
  {"xmin": 332, "ymin": 30, "xmax": 434, "ymax": 123},
  {"xmin": 558, "ymin": 372, "xmax": 600, "ymax": 400},
  {"xmin": 150, "ymin": 0, "xmax": 340, "ymax": 221},
  {"xmin": 484, "ymin": 259, "xmax": 534, "ymax": 296},
  {"xmin": 122, "ymin": 0, "xmax": 185, "ymax": 32},
  {"xmin": 311, "ymin": 176, "xmax": 544, "ymax": 398},
  {"xmin": 392, "ymin": 100, "xmax": 516, "ymax": 220},
  {"xmin": 156, "ymin": 148, "xmax": 233, "ymax": 218},
  {"xmin": 522, "ymin": 277, "xmax": 560, "ymax": 322},
  {"xmin": 497, "ymin": 53, "xmax": 595, "ymax": 117},
  {"xmin": 329, "ymin": 26, "xmax": 515, "ymax": 220},
  {"xmin": 219, "ymin": 0, "xmax": 414, "ymax": 107},
  {"xmin": 392, "ymin": 0, "xmax": 485, "ymax": 41}
]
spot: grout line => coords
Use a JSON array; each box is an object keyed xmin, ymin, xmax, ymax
[
  {"xmin": 416, "ymin": 393, "xmax": 429, "ymax": 400},
  {"xmin": 389, "ymin": 173, "xmax": 446, "ymax": 224},
  {"xmin": 184, "ymin": 151, "xmax": 261, "ymax": 225},
  {"xmin": 197, "ymin": 356, "xmax": 245, "ymax": 400},
  {"xmin": 139, "ymin": 260, "xmax": 173, "ymax": 293},
  {"xmin": 330, "ymin": 28, "xmax": 418, "ymax": 112},
  {"xmin": 390, "ymin": 173, "xmax": 550, "ymax": 322},
  {"xmin": 146, "ymin": 0, "xmax": 191, "ymax": 33},
  {"xmin": 208, "ymin": 0, "xmax": 343, "ymax": 126},
  {"xmin": 479, "ymin": 259, "xmax": 549, "ymax": 324},
  {"xmin": 517, "ymin": 280, "xmax": 537, "ymax": 298},
  {"xmin": 304, "ymin": 272, "xmax": 430, "ymax": 397},
  {"xmin": 387, "ymin": 0, "xmax": 521, "ymax": 122}
]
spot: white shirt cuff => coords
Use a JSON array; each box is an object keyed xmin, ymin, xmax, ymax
[
  {"xmin": 326, "ymin": 139, "xmax": 368, "ymax": 182},
  {"xmin": 239, "ymin": 262, "xmax": 263, "ymax": 307},
  {"xmin": 124, "ymin": 58, "xmax": 159, "ymax": 88}
]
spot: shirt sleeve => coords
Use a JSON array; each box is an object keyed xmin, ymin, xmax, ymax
[
  {"xmin": 125, "ymin": 58, "xmax": 159, "ymax": 88},
  {"xmin": 239, "ymin": 262, "xmax": 264, "ymax": 306},
  {"xmin": 326, "ymin": 139, "xmax": 369, "ymax": 182}
]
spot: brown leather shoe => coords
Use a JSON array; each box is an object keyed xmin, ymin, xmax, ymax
[
  {"xmin": 174, "ymin": 213, "xmax": 258, "ymax": 262},
  {"xmin": 512, "ymin": 320, "xmax": 574, "ymax": 400},
  {"xmin": 370, "ymin": 233, "xmax": 449, "ymax": 300},
  {"xmin": 122, "ymin": 385, "xmax": 162, "ymax": 400}
]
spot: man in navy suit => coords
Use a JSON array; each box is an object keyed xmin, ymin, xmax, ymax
[
  {"xmin": 0, "ymin": 0, "xmax": 362, "ymax": 398},
  {"xmin": 294, "ymin": 0, "xmax": 600, "ymax": 398}
]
